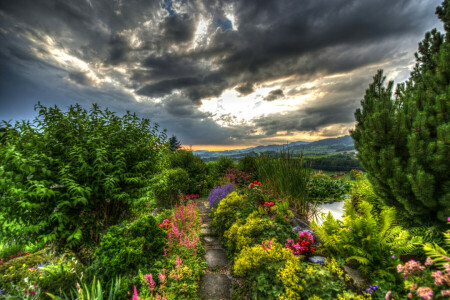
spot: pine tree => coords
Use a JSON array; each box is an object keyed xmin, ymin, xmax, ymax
[
  {"xmin": 169, "ymin": 134, "xmax": 182, "ymax": 151},
  {"xmin": 351, "ymin": 0, "xmax": 450, "ymax": 225}
]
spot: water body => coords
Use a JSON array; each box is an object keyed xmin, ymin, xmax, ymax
[{"xmin": 314, "ymin": 201, "xmax": 345, "ymax": 225}]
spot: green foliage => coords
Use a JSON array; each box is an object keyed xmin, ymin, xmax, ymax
[
  {"xmin": 169, "ymin": 150, "xmax": 210, "ymax": 194},
  {"xmin": 256, "ymin": 151, "xmax": 311, "ymax": 215},
  {"xmin": 311, "ymin": 200, "xmax": 421, "ymax": 281},
  {"xmin": 233, "ymin": 241, "xmax": 294, "ymax": 299},
  {"xmin": 307, "ymin": 177, "xmax": 351, "ymax": 203},
  {"xmin": 47, "ymin": 276, "xmax": 121, "ymax": 300},
  {"xmin": 238, "ymin": 155, "xmax": 258, "ymax": 178},
  {"xmin": 93, "ymin": 214, "xmax": 167, "ymax": 281},
  {"xmin": 211, "ymin": 191, "xmax": 255, "ymax": 237},
  {"xmin": 224, "ymin": 210, "xmax": 294, "ymax": 256},
  {"xmin": 0, "ymin": 103, "xmax": 168, "ymax": 261},
  {"xmin": 423, "ymin": 218, "xmax": 450, "ymax": 270},
  {"xmin": 350, "ymin": 2, "xmax": 450, "ymax": 224},
  {"xmin": 212, "ymin": 156, "xmax": 235, "ymax": 180},
  {"xmin": 151, "ymin": 168, "xmax": 189, "ymax": 208}
]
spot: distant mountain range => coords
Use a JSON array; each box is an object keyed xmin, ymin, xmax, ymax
[{"xmin": 194, "ymin": 135, "xmax": 355, "ymax": 161}]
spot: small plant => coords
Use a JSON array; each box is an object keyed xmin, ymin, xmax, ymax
[
  {"xmin": 208, "ymin": 183, "xmax": 236, "ymax": 208},
  {"xmin": 285, "ymin": 231, "xmax": 315, "ymax": 257}
]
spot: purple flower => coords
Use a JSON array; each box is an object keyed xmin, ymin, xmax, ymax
[
  {"xmin": 208, "ymin": 183, "xmax": 236, "ymax": 208},
  {"xmin": 348, "ymin": 227, "xmax": 352, "ymax": 231},
  {"xmin": 391, "ymin": 255, "xmax": 395, "ymax": 259}
]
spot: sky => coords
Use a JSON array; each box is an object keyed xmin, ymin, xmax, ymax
[{"xmin": 0, "ymin": 0, "xmax": 444, "ymax": 150}]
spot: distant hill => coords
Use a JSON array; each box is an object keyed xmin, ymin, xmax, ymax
[{"xmin": 194, "ymin": 135, "xmax": 355, "ymax": 161}]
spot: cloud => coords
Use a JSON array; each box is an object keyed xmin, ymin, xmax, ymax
[
  {"xmin": 264, "ymin": 89, "xmax": 285, "ymax": 101},
  {"xmin": 0, "ymin": 0, "xmax": 444, "ymax": 146}
]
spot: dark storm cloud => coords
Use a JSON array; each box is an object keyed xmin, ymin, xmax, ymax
[
  {"xmin": 235, "ymin": 82, "xmax": 254, "ymax": 96},
  {"xmin": 0, "ymin": 0, "xmax": 443, "ymax": 145},
  {"xmin": 264, "ymin": 89, "xmax": 284, "ymax": 101}
]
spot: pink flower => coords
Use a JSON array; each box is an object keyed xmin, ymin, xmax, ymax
[
  {"xmin": 385, "ymin": 290, "xmax": 391, "ymax": 300},
  {"xmin": 425, "ymin": 257, "xmax": 433, "ymax": 266},
  {"xmin": 441, "ymin": 290, "xmax": 450, "ymax": 296},
  {"xmin": 175, "ymin": 256, "xmax": 183, "ymax": 268},
  {"xmin": 132, "ymin": 286, "xmax": 141, "ymax": 300},
  {"xmin": 144, "ymin": 274, "xmax": 156, "ymax": 292},
  {"xmin": 158, "ymin": 269, "xmax": 167, "ymax": 285},
  {"xmin": 407, "ymin": 292, "xmax": 412, "ymax": 298},
  {"xmin": 30, "ymin": 291, "xmax": 35, "ymax": 295},
  {"xmin": 416, "ymin": 287, "xmax": 433, "ymax": 300}
]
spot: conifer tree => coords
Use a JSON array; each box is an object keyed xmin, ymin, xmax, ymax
[
  {"xmin": 169, "ymin": 134, "xmax": 182, "ymax": 151},
  {"xmin": 351, "ymin": 0, "xmax": 450, "ymax": 224}
]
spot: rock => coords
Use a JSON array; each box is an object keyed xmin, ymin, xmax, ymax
[
  {"xmin": 200, "ymin": 274, "xmax": 231, "ymax": 300},
  {"xmin": 205, "ymin": 249, "xmax": 229, "ymax": 267},
  {"xmin": 342, "ymin": 265, "xmax": 367, "ymax": 290},
  {"xmin": 201, "ymin": 227, "xmax": 215, "ymax": 236},
  {"xmin": 308, "ymin": 256, "xmax": 325, "ymax": 265},
  {"xmin": 203, "ymin": 236, "xmax": 221, "ymax": 246}
]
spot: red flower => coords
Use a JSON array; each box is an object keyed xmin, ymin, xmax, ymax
[
  {"xmin": 250, "ymin": 183, "xmax": 254, "ymax": 187},
  {"xmin": 270, "ymin": 202, "xmax": 274, "ymax": 206},
  {"xmin": 254, "ymin": 180, "xmax": 258, "ymax": 184},
  {"xmin": 258, "ymin": 182, "xmax": 261, "ymax": 185},
  {"xmin": 30, "ymin": 291, "xmax": 36, "ymax": 295}
]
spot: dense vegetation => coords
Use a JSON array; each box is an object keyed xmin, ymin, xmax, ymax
[
  {"xmin": 0, "ymin": 1, "xmax": 448, "ymax": 299},
  {"xmin": 351, "ymin": 2, "xmax": 449, "ymax": 224}
]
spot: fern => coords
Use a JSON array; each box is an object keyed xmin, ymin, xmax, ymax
[
  {"xmin": 423, "ymin": 220, "xmax": 450, "ymax": 270},
  {"xmin": 311, "ymin": 199, "xmax": 421, "ymax": 280}
]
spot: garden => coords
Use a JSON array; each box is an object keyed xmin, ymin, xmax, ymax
[{"xmin": 1, "ymin": 2, "xmax": 449, "ymax": 298}]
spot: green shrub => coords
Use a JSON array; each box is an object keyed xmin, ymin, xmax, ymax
[
  {"xmin": 47, "ymin": 276, "xmax": 121, "ymax": 300},
  {"xmin": 238, "ymin": 155, "xmax": 258, "ymax": 178},
  {"xmin": 93, "ymin": 214, "xmax": 167, "ymax": 280},
  {"xmin": 0, "ymin": 103, "xmax": 168, "ymax": 262},
  {"xmin": 169, "ymin": 150, "xmax": 209, "ymax": 195},
  {"xmin": 224, "ymin": 210, "xmax": 294, "ymax": 256},
  {"xmin": 151, "ymin": 168, "xmax": 189, "ymax": 208},
  {"xmin": 307, "ymin": 177, "xmax": 351, "ymax": 203},
  {"xmin": 212, "ymin": 156, "xmax": 235, "ymax": 180},
  {"xmin": 311, "ymin": 200, "xmax": 421, "ymax": 281},
  {"xmin": 211, "ymin": 191, "xmax": 254, "ymax": 237}
]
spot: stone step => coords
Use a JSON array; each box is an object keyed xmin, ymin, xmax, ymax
[
  {"xmin": 205, "ymin": 249, "xmax": 228, "ymax": 268},
  {"xmin": 200, "ymin": 274, "xmax": 231, "ymax": 300},
  {"xmin": 201, "ymin": 227, "xmax": 216, "ymax": 236},
  {"xmin": 203, "ymin": 236, "xmax": 221, "ymax": 246}
]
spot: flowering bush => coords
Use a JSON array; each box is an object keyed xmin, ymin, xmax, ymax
[
  {"xmin": 210, "ymin": 191, "xmax": 250, "ymax": 237},
  {"xmin": 208, "ymin": 183, "xmax": 236, "ymax": 208},
  {"xmin": 136, "ymin": 201, "xmax": 204, "ymax": 300},
  {"xmin": 285, "ymin": 231, "xmax": 315, "ymax": 257},
  {"xmin": 392, "ymin": 259, "xmax": 450, "ymax": 299},
  {"xmin": 224, "ymin": 210, "xmax": 294, "ymax": 256},
  {"xmin": 222, "ymin": 167, "xmax": 253, "ymax": 188}
]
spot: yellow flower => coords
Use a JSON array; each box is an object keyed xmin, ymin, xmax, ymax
[
  {"xmin": 9, "ymin": 266, "xmax": 13, "ymax": 270},
  {"xmin": 3, "ymin": 275, "xmax": 7, "ymax": 277},
  {"xmin": 22, "ymin": 264, "xmax": 26, "ymax": 268}
]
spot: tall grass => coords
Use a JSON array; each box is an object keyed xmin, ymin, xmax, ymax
[{"xmin": 256, "ymin": 150, "xmax": 311, "ymax": 215}]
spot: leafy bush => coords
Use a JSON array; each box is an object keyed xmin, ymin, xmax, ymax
[
  {"xmin": 221, "ymin": 167, "xmax": 252, "ymax": 188},
  {"xmin": 307, "ymin": 177, "xmax": 351, "ymax": 203},
  {"xmin": 151, "ymin": 168, "xmax": 189, "ymax": 208},
  {"xmin": 169, "ymin": 150, "xmax": 209, "ymax": 194},
  {"xmin": 93, "ymin": 214, "xmax": 167, "ymax": 281},
  {"xmin": 238, "ymin": 154, "xmax": 258, "ymax": 178},
  {"xmin": 224, "ymin": 210, "xmax": 294, "ymax": 256},
  {"xmin": 311, "ymin": 200, "xmax": 421, "ymax": 281},
  {"xmin": 208, "ymin": 183, "xmax": 236, "ymax": 208},
  {"xmin": 212, "ymin": 156, "xmax": 235, "ymax": 180},
  {"xmin": 233, "ymin": 241, "xmax": 294, "ymax": 299},
  {"xmin": 0, "ymin": 103, "xmax": 168, "ymax": 262},
  {"xmin": 211, "ymin": 191, "xmax": 253, "ymax": 237}
]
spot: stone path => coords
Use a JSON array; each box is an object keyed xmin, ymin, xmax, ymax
[{"xmin": 198, "ymin": 199, "xmax": 232, "ymax": 300}]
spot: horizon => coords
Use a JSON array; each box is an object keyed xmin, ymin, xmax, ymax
[{"xmin": 0, "ymin": 0, "xmax": 443, "ymax": 148}]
